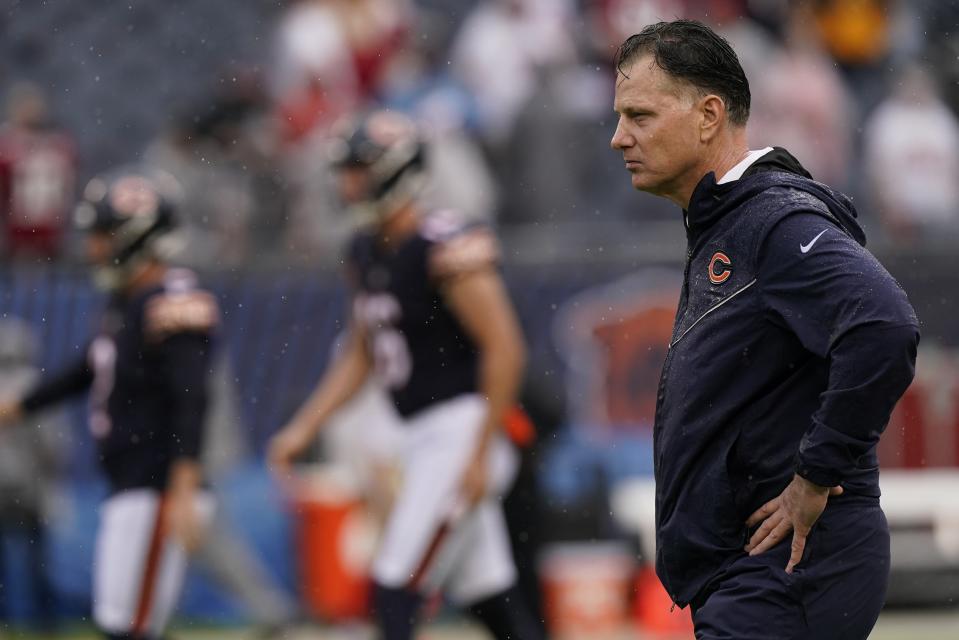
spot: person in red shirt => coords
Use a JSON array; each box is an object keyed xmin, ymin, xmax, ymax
[{"xmin": 0, "ymin": 83, "xmax": 77, "ymax": 259}]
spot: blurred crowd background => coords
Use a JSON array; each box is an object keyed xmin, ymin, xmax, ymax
[
  {"xmin": 2, "ymin": 0, "xmax": 959, "ymax": 267},
  {"xmin": 1, "ymin": 0, "xmax": 959, "ymax": 635}
]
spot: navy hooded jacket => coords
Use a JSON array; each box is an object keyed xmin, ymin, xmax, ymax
[{"xmin": 654, "ymin": 148, "xmax": 919, "ymax": 607}]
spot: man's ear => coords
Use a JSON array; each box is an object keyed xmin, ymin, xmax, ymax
[{"xmin": 700, "ymin": 94, "xmax": 726, "ymax": 142}]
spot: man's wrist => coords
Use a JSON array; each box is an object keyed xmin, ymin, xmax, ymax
[
  {"xmin": 795, "ymin": 458, "xmax": 843, "ymax": 488},
  {"xmin": 794, "ymin": 473, "xmax": 830, "ymax": 495}
]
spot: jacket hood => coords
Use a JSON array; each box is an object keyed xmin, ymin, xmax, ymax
[{"xmin": 685, "ymin": 147, "xmax": 866, "ymax": 246}]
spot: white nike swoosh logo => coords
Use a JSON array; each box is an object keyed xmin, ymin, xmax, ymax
[{"xmin": 800, "ymin": 229, "xmax": 828, "ymax": 254}]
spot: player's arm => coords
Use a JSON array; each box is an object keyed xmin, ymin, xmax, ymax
[
  {"xmin": 167, "ymin": 445, "xmax": 205, "ymax": 552},
  {"xmin": 147, "ymin": 290, "xmax": 219, "ymax": 551},
  {"xmin": 444, "ymin": 269, "xmax": 527, "ymax": 443},
  {"xmin": 268, "ymin": 319, "xmax": 373, "ymax": 475},
  {"xmin": 437, "ymin": 231, "xmax": 527, "ymax": 505},
  {"xmin": 160, "ymin": 331, "xmax": 213, "ymax": 550},
  {"xmin": 0, "ymin": 354, "xmax": 94, "ymax": 426}
]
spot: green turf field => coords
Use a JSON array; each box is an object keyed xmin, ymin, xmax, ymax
[{"xmin": 2, "ymin": 609, "xmax": 958, "ymax": 640}]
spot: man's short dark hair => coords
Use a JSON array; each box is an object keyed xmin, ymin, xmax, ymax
[{"xmin": 616, "ymin": 19, "xmax": 751, "ymax": 126}]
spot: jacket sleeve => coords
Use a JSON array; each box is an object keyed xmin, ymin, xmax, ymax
[
  {"xmin": 757, "ymin": 212, "xmax": 919, "ymax": 487},
  {"xmin": 158, "ymin": 331, "xmax": 214, "ymax": 461},
  {"xmin": 21, "ymin": 354, "xmax": 94, "ymax": 412}
]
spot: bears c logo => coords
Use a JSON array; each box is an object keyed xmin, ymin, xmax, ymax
[{"xmin": 708, "ymin": 252, "xmax": 732, "ymax": 284}]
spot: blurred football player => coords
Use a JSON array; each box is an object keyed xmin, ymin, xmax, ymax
[
  {"xmin": 0, "ymin": 318, "xmax": 63, "ymax": 628},
  {"xmin": 0, "ymin": 167, "xmax": 218, "ymax": 640},
  {"xmin": 268, "ymin": 110, "xmax": 543, "ymax": 640}
]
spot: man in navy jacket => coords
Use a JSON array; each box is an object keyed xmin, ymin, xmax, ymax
[{"xmin": 611, "ymin": 20, "xmax": 919, "ymax": 639}]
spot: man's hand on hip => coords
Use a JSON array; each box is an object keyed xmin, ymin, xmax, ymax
[{"xmin": 744, "ymin": 474, "xmax": 843, "ymax": 573}]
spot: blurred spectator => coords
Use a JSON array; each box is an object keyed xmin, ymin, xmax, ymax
[
  {"xmin": 329, "ymin": 0, "xmax": 411, "ymax": 95},
  {"xmin": 272, "ymin": 0, "xmax": 359, "ymax": 145},
  {"xmin": 420, "ymin": 116, "xmax": 500, "ymax": 224},
  {"xmin": 810, "ymin": 0, "xmax": 922, "ymax": 113},
  {"xmin": 813, "ymin": 0, "xmax": 893, "ymax": 66},
  {"xmin": 271, "ymin": 0, "xmax": 411, "ymax": 146},
  {"xmin": 584, "ymin": 0, "xmax": 687, "ymax": 59},
  {"xmin": 194, "ymin": 76, "xmax": 291, "ymax": 262},
  {"xmin": 921, "ymin": 0, "xmax": 959, "ymax": 116},
  {"xmin": 748, "ymin": 1, "xmax": 854, "ymax": 188},
  {"xmin": 0, "ymin": 83, "xmax": 76, "ymax": 261},
  {"xmin": 270, "ymin": 0, "xmax": 414, "ymax": 262},
  {"xmin": 276, "ymin": 139, "xmax": 349, "ymax": 263},
  {"xmin": 380, "ymin": 11, "xmax": 498, "ymax": 222},
  {"xmin": 0, "ymin": 318, "xmax": 65, "ymax": 628},
  {"xmin": 499, "ymin": 61, "xmax": 644, "ymax": 226},
  {"xmin": 144, "ymin": 78, "xmax": 289, "ymax": 267},
  {"xmin": 863, "ymin": 64, "xmax": 959, "ymax": 245},
  {"xmin": 688, "ymin": 1, "xmax": 779, "ymax": 84},
  {"xmin": 452, "ymin": 0, "xmax": 577, "ymax": 146},
  {"xmin": 143, "ymin": 120, "xmax": 255, "ymax": 269},
  {"xmin": 493, "ymin": 0, "xmax": 680, "ymax": 227}
]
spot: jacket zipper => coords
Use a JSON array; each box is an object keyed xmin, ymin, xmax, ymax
[
  {"xmin": 651, "ymin": 246, "xmax": 693, "ymax": 609},
  {"xmin": 655, "ymin": 245, "xmax": 692, "ymax": 460},
  {"xmin": 669, "ymin": 278, "xmax": 758, "ymax": 349}
]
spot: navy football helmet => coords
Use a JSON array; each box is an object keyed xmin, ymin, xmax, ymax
[
  {"xmin": 327, "ymin": 109, "xmax": 426, "ymax": 222},
  {"xmin": 73, "ymin": 167, "xmax": 182, "ymax": 290}
]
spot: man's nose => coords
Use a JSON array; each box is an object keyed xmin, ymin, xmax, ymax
[{"xmin": 610, "ymin": 118, "xmax": 632, "ymax": 150}]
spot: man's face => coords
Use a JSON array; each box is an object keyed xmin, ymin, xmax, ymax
[{"xmin": 611, "ymin": 55, "xmax": 704, "ymax": 199}]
